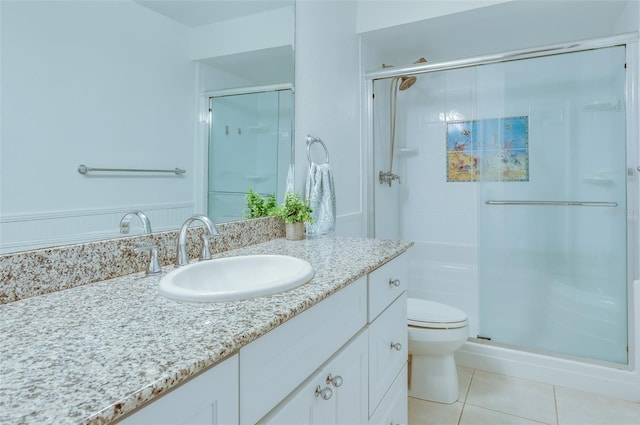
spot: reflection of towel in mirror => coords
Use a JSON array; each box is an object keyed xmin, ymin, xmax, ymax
[
  {"xmin": 305, "ymin": 162, "xmax": 336, "ymax": 235},
  {"xmin": 285, "ymin": 164, "xmax": 295, "ymax": 196}
]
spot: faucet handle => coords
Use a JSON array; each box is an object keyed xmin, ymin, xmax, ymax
[
  {"xmin": 134, "ymin": 244, "xmax": 162, "ymax": 275},
  {"xmin": 200, "ymin": 234, "xmax": 212, "ymax": 261},
  {"xmin": 120, "ymin": 221, "xmax": 131, "ymax": 234}
]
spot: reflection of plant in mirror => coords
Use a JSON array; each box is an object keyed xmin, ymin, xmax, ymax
[
  {"xmin": 275, "ymin": 191, "xmax": 314, "ymax": 224},
  {"xmin": 245, "ymin": 189, "xmax": 277, "ymax": 219}
]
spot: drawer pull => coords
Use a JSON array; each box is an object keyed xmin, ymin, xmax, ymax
[
  {"xmin": 326, "ymin": 373, "xmax": 343, "ymax": 388},
  {"xmin": 390, "ymin": 342, "xmax": 402, "ymax": 351},
  {"xmin": 388, "ymin": 278, "xmax": 401, "ymax": 287},
  {"xmin": 315, "ymin": 385, "xmax": 333, "ymax": 400}
]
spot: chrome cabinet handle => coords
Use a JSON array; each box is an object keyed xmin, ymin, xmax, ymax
[
  {"xmin": 315, "ymin": 385, "xmax": 333, "ymax": 400},
  {"xmin": 390, "ymin": 342, "xmax": 402, "ymax": 351},
  {"xmin": 326, "ymin": 373, "xmax": 343, "ymax": 388},
  {"xmin": 388, "ymin": 278, "xmax": 401, "ymax": 287}
]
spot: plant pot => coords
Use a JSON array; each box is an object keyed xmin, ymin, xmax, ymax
[{"xmin": 285, "ymin": 222, "xmax": 305, "ymax": 241}]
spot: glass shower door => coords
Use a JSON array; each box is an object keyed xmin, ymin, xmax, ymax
[{"xmin": 476, "ymin": 46, "xmax": 628, "ymax": 364}]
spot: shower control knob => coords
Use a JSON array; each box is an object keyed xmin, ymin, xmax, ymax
[
  {"xmin": 390, "ymin": 342, "xmax": 402, "ymax": 351},
  {"xmin": 388, "ymin": 278, "xmax": 401, "ymax": 287},
  {"xmin": 326, "ymin": 373, "xmax": 343, "ymax": 388},
  {"xmin": 315, "ymin": 385, "xmax": 333, "ymax": 400}
]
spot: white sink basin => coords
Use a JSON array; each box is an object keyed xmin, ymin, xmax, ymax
[{"xmin": 158, "ymin": 255, "xmax": 314, "ymax": 302}]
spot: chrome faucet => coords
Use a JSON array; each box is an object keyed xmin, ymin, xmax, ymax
[
  {"xmin": 120, "ymin": 210, "xmax": 152, "ymax": 234},
  {"xmin": 176, "ymin": 215, "xmax": 219, "ymax": 267}
]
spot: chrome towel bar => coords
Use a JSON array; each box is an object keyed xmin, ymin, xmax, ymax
[
  {"xmin": 485, "ymin": 200, "xmax": 617, "ymax": 207},
  {"xmin": 77, "ymin": 164, "xmax": 186, "ymax": 175}
]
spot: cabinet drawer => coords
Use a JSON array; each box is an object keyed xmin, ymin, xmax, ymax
[
  {"xmin": 240, "ymin": 277, "xmax": 367, "ymax": 425},
  {"xmin": 368, "ymin": 293, "xmax": 407, "ymax": 416},
  {"xmin": 368, "ymin": 253, "xmax": 408, "ymax": 322},
  {"xmin": 369, "ymin": 364, "xmax": 407, "ymax": 425}
]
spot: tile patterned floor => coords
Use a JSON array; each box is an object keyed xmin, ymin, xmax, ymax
[{"xmin": 409, "ymin": 367, "xmax": 640, "ymax": 425}]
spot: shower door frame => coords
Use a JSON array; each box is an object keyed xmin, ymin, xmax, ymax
[{"xmin": 364, "ymin": 33, "xmax": 639, "ymax": 370}]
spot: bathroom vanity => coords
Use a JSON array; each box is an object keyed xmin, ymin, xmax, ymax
[{"xmin": 0, "ymin": 236, "xmax": 412, "ymax": 424}]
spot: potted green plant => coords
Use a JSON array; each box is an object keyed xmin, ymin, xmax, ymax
[
  {"xmin": 274, "ymin": 191, "xmax": 313, "ymax": 240},
  {"xmin": 244, "ymin": 189, "xmax": 277, "ymax": 219}
]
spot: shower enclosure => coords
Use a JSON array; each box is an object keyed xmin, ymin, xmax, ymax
[
  {"xmin": 207, "ymin": 88, "xmax": 293, "ymax": 222},
  {"xmin": 370, "ymin": 39, "xmax": 635, "ymax": 369}
]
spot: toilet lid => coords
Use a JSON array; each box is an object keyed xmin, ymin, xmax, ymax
[{"xmin": 408, "ymin": 298, "xmax": 468, "ymax": 328}]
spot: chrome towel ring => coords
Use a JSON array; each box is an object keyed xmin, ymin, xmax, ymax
[{"xmin": 306, "ymin": 135, "xmax": 329, "ymax": 165}]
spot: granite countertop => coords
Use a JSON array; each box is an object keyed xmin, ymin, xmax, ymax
[{"xmin": 0, "ymin": 236, "xmax": 412, "ymax": 424}]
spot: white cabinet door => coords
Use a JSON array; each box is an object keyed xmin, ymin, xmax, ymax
[
  {"xmin": 369, "ymin": 364, "xmax": 407, "ymax": 425},
  {"xmin": 332, "ymin": 330, "xmax": 368, "ymax": 424},
  {"xmin": 119, "ymin": 355, "xmax": 238, "ymax": 425},
  {"xmin": 368, "ymin": 293, "xmax": 408, "ymax": 416},
  {"xmin": 260, "ymin": 330, "xmax": 368, "ymax": 425},
  {"xmin": 241, "ymin": 277, "xmax": 367, "ymax": 425}
]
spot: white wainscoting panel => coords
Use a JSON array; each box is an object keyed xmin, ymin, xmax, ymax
[{"xmin": 0, "ymin": 202, "xmax": 194, "ymax": 253}]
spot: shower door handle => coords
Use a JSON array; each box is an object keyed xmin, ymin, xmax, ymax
[{"xmin": 485, "ymin": 200, "xmax": 617, "ymax": 207}]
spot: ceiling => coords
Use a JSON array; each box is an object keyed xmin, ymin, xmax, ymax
[{"xmin": 134, "ymin": 0, "xmax": 291, "ymax": 28}]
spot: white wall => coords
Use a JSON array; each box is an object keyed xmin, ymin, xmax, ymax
[
  {"xmin": 191, "ymin": 7, "xmax": 293, "ymax": 61},
  {"xmin": 356, "ymin": 0, "xmax": 509, "ymax": 33},
  {"xmin": 0, "ymin": 1, "xmax": 196, "ymax": 251},
  {"xmin": 294, "ymin": 0, "xmax": 365, "ymax": 237}
]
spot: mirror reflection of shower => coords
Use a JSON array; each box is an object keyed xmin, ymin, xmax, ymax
[
  {"xmin": 379, "ymin": 57, "xmax": 427, "ymax": 187},
  {"xmin": 207, "ymin": 87, "xmax": 293, "ymax": 223}
]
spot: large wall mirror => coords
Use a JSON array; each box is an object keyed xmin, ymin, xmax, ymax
[{"xmin": 0, "ymin": 0, "xmax": 295, "ymax": 254}]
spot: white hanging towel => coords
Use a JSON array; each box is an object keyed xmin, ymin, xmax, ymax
[{"xmin": 305, "ymin": 162, "xmax": 336, "ymax": 235}]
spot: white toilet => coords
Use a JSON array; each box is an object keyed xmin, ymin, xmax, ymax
[{"xmin": 407, "ymin": 297, "xmax": 469, "ymax": 404}]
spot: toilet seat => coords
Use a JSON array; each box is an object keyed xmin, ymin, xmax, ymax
[{"xmin": 408, "ymin": 298, "xmax": 468, "ymax": 329}]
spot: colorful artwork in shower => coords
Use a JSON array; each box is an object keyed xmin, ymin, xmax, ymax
[{"xmin": 446, "ymin": 116, "xmax": 529, "ymax": 182}]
